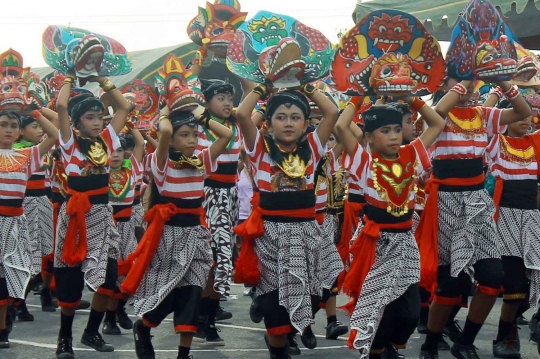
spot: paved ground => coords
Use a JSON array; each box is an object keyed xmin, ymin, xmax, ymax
[{"xmin": 2, "ymin": 284, "xmax": 539, "ymax": 358}]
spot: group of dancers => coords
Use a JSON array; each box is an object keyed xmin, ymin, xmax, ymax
[{"xmin": 2, "ymin": 25, "xmax": 540, "ymax": 359}]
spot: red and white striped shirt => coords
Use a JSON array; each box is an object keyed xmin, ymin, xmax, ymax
[
  {"xmin": 109, "ymin": 156, "xmax": 143, "ymax": 206},
  {"xmin": 0, "ymin": 146, "xmax": 42, "ymax": 199},
  {"xmin": 152, "ymin": 148, "xmax": 217, "ymax": 199},
  {"xmin": 486, "ymin": 132, "xmax": 540, "ymax": 181},
  {"xmin": 315, "ymin": 150, "xmax": 338, "ymax": 212},
  {"xmin": 343, "ymin": 139, "xmax": 431, "ymax": 211},
  {"xmin": 197, "ymin": 122, "xmax": 242, "ymax": 183},
  {"xmin": 60, "ymin": 125, "xmax": 121, "ymax": 177},
  {"xmin": 245, "ymin": 131, "xmax": 325, "ymax": 193},
  {"xmin": 430, "ymin": 106, "xmax": 505, "ymax": 160}
]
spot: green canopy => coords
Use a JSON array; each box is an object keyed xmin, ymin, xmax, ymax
[{"xmin": 353, "ymin": 0, "xmax": 540, "ymax": 48}]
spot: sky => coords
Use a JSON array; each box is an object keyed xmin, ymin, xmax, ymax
[{"xmin": 2, "ymin": 0, "xmax": 362, "ymax": 68}]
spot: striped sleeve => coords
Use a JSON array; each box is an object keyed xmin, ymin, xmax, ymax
[
  {"xmin": 200, "ymin": 148, "xmax": 218, "ymax": 177},
  {"xmin": 100, "ymin": 124, "xmax": 121, "ymax": 153},
  {"xmin": 307, "ymin": 131, "xmax": 326, "ymax": 164},
  {"xmin": 150, "ymin": 152, "xmax": 167, "ymax": 187},
  {"xmin": 244, "ymin": 130, "xmax": 265, "ymax": 168},
  {"xmin": 342, "ymin": 142, "xmax": 368, "ymax": 182},
  {"xmin": 486, "ymin": 134, "xmax": 501, "ymax": 164},
  {"xmin": 481, "ymin": 107, "xmax": 506, "ymax": 137},
  {"xmin": 27, "ymin": 145, "xmax": 43, "ymax": 176},
  {"xmin": 325, "ymin": 150, "xmax": 338, "ymax": 178},
  {"xmin": 59, "ymin": 130, "xmax": 75, "ymax": 162},
  {"xmin": 129, "ymin": 155, "xmax": 143, "ymax": 179},
  {"xmin": 410, "ymin": 139, "xmax": 432, "ymax": 175}
]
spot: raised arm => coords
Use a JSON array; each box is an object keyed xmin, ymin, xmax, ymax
[
  {"xmin": 33, "ymin": 110, "xmax": 59, "ymax": 157},
  {"xmin": 336, "ymin": 100, "xmax": 362, "ymax": 156},
  {"xmin": 155, "ymin": 108, "xmax": 172, "ymax": 171},
  {"xmin": 237, "ymin": 84, "xmax": 268, "ymax": 152},
  {"xmin": 41, "ymin": 107, "xmax": 59, "ymax": 129},
  {"xmin": 206, "ymin": 118, "xmax": 233, "ymax": 162},
  {"xmin": 94, "ymin": 77, "xmax": 131, "ymax": 135},
  {"xmin": 56, "ymin": 75, "xmax": 75, "ymax": 144},
  {"xmin": 128, "ymin": 122, "xmax": 145, "ymax": 164},
  {"xmin": 435, "ymin": 80, "xmax": 473, "ymax": 119},
  {"xmin": 407, "ymin": 97, "xmax": 445, "ymax": 149},
  {"xmin": 496, "ymin": 81, "xmax": 532, "ymax": 125},
  {"xmin": 310, "ymin": 86, "xmax": 339, "ymax": 147}
]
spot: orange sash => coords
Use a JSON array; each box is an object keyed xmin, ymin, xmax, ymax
[
  {"xmin": 26, "ymin": 179, "xmax": 47, "ymax": 190},
  {"xmin": 207, "ymin": 173, "xmax": 237, "ymax": 183},
  {"xmin": 234, "ymin": 191, "xmax": 315, "ymax": 286},
  {"xmin": 113, "ymin": 207, "xmax": 133, "ymax": 224},
  {"xmin": 0, "ymin": 205, "xmax": 24, "ymax": 217},
  {"xmin": 414, "ymin": 174, "xmax": 484, "ymax": 293},
  {"xmin": 61, "ymin": 187, "xmax": 109, "ymax": 266},
  {"xmin": 120, "ymin": 203, "xmax": 207, "ymax": 294},
  {"xmin": 315, "ymin": 211, "xmax": 325, "ymax": 225}
]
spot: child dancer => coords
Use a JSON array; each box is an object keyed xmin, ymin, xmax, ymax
[
  {"xmin": 417, "ymin": 79, "xmax": 531, "ymax": 359},
  {"xmin": 195, "ymin": 79, "xmax": 240, "ymax": 344},
  {"xmin": 102, "ymin": 127, "xmax": 144, "ymax": 335},
  {"xmin": 235, "ymin": 84, "xmax": 339, "ymax": 359},
  {"xmin": 54, "ymin": 74, "xmax": 130, "ymax": 358},
  {"xmin": 121, "ymin": 108, "xmax": 232, "ymax": 359},
  {"xmin": 15, "ymin": 109, "xmax": 58, "ymax": 316},
  {"xmin": 486, "ymin": 108, "xmax": 540, "ymax": 358},
  {"xmin": 336, "ymin": 98, "xmax": 445, "ymax": 358},
  {"xmin": 0, "ymin": 109, "xmax": 58, "ymax": 348},
  {"xmin": 123, "ymin": 133, "xmax": 146, "ymax": 242}
]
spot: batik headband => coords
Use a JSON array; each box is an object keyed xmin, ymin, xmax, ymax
[
  {"xmin": 201, "ymin": 79, "xmax": 235, "ymax": 102},
  {"xmin": 170, "ymin": 111, "xmax": 198, "ymax": 132},
  {"xmin": 69, "ymin": 96, "xmax": 105, "ymax": 125},
  {"xmin": 389, "ymin": 102, "xmax": 411, "ymax": 116},
  {"xmin": 20, "ymin": 116, "xmax": 35, "ymax": 128},
  {"xmin": 266, "ymin": 90, "xmax": 310, "ymax": 121},
  {"xmin": 363, "ymin": 104, "xmax": 403, "ymax": 133}
]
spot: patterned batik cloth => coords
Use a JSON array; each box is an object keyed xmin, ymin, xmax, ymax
[
  {"xmin": 23, "ymin": 196, "xmax": 54, "ymax": 275},
  {"xmin": 203, "ymin": 186, "xmax": 238, "ymax": 296},
  {"xmin": 256, "ymin": 220, "xmax": 324, "ymax": 333},
  {"xmin": 437, "ymin": 189, "xmax": 501, "ymax": 278},
  {"xmin": 349, "ymin": 224, "xmax": 420, "ymax": 357},
  {"xmin": 132, "ymin": 224, "xmax": 213, "ymax": 315},
  {"xmin": 131, "ymin": 202, "xmax": 144, "ymax": 227},
  {"xmin": 320, "ymin": 213, "xmax": 345, "ymax": 288},
  {"xmin": 412, "ymin": 210, "xmax": 421, "ymax": 234},
  {"xmin": 54, "ymin": 203, "xmax": 121, "ymax": 290},
  {"xmin": 0, "ymin": 215, "xmax": 32, "ymax": 299},
  {"xmin": 497, "ymin": 206, "xmax": 540, "ymax": 312},
  {"xmin": 116, "ymin": 218, "xmax": 137, "ymax": 285}
]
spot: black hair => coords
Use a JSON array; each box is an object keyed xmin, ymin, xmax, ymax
[
  {"xmin": 200, "ymin": 79, "xmax": 235, "ymax": 102},
  {"xmin": 0, "ymin": 111, "xmax": 21, "ymax": 126},
  {"xmin": 266, "ymin": 90, "xmax": 311, "ymax": 122}
]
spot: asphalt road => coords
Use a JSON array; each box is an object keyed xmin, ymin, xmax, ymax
[{"xmin": 3, "ymin": 284, "xmax": 539, "ymax": 358}]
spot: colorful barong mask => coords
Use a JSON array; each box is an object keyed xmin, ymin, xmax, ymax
[
  {"xmin": 187, "ymin": 0, "xmax": 248, "ymax": 59},
  {"xmin": 330, "ymin": 10, "xmax": 445, "ymax": 96},
  {"xmin": 0, "ymin": 49, "xmax": 31, "ymax": 112},
  {"xmin": 512, "ymin": 43, "xmax": 540, "ymax": 87},
  {"xmin": 155, "ymin": 54, "xmax": 204, "ymax": 113},
  {"xmin": 42, "ymin": 25, "xmax": 131, "ymax": 77},
  {"xmin": 227, "ymin": 11, "xmax": 334, "ymax": 88},
  {"xmin": 446, "ymin": 0, "xmax": 518, "ymax": 81},
  {"xmin": 119, "ymin": 80, "xmax": 159, "ymax": 130},
  {"xmin": 24, "ymin": 71, "xmax": 48, "ymax": 108}
]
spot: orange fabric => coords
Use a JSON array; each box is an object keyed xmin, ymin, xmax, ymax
[
  {"xmin": 267, "ymin": 325, "xmax": 294, "ymax": 336},
  {"xmin": 315, "ymin": 211, "xmax": 325, "ymax": 225},
  {"xmin": 432, "ymin": 295, "xmax": 462, "ymax": 306},
  {"xmin": 174, "ymin": 324, "xmax": 197, "ymax": 333},
  {"xmin": 96, "ymin": 287, "xmax": 115, "ymax": 297},
  {"xmin": 26, "ymin": 179, "xmax": 47, "ymax": 190},
  {"xmin": 142, "ymin": 318, "xmax": 158, "ymax": 328},
  {"xmin": 113, "ymin": 207, "xmax": 133, "ymax": 225},
  {"xmin": 207, "ymin": 173, "xmax": 237, "ymax": 183},
  {"xmin": 477, "ymin": 284, "xmax": 501, "ymax": 296},
  {"xmin": 0, "ymin": 205, "xmax": 23, "ymax": 217},
  {"xmin": 234, "ymin": 191, "xmax": 315, "ymax": 285},
  {"xmin": 414, "ymin": 174, "xmax": 484, "ymax": 293},
  {"xmin": 58, "ymin": 299, "xmax": 82, "ymax": 309},
  {"xmin": 336, "ymin": 199, "xmax": 365, "ymax": 290},
  {"xmin": 492, "ymin": 178, "xmax": 504, "ymax": 221},
  {"xmin": 120, "ymin": 203, "xmax": 207, "ymax": 295},
  {"xmin": 0, "ymin": 299, "xmax": 8, "ymax": 306},
  {"xmin": 341, "ymin": 215, "xmax": 412, "ymax": 316},
  {"xmin": 62, "ymin": 187, "xmax": 108, "ymax": 266}
]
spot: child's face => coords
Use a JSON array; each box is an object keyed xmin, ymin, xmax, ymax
[
  {"xmin": 20, "ymin": 122, "xmax": 43, "ymax": 143},
  {"xmin": 366, "ymin": 124, "xmax": 402, "ymax": 158},
  {"xmin": 401, "ymin": 113, "xmax": 414, "ymax": 143},
  {"xmin": 268, "ymin": 104, "xmax": 308, "ymax": 147},
  {"xmin": 171, "ymin": 124, "xmax": 198, "ymax": 156},
  {"xmin": 207, "ymin": 93, "xmax": 233, "ymax": 119},
  {"xmin": 110, "ymin": 148, "xmax": 125, "ymax": 169},
  {"xmin": 0, "ymin": 114, "xmax": 19, "ymax": 147}
]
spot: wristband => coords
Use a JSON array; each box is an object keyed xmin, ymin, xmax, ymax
[
  {"xmin": 100, "ymin": 78, "xmax": 116, "ymax": 92},
  {"xmin": 302, "ymin": 83, "xmax": 317, "ymax": 95},
  {"xmin": 503, "ymin": 84, "xmax": 520, "ymax": 101},
  {"xmin": 158, "ymin": 115, "xmax": 170, "ymax": 122},
  {"xmin": 489, "ymin": 86, "xmax": 504, "ymax": 99},
  {"xmin": 409, "ymin": 98, "xmax": 426, "ymax": 112},
  {"xmin": 31, "ymin": 110, "xmax": 41, "ymax": 120},
  {"xmin": 449, "ymin": 83, "xmax": 467, "ymax": 98},
  {"xmin": 253, "ymin": 84, "xmax": 269, "ymax": 100}
]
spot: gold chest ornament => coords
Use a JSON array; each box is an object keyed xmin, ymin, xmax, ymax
[
  {"xmin": 371, "ymin": 152, "xmax": 418, "ymax": 217},
  {"xmin": 88, "ymin": 141, "xmax": 108, "ymax": 166}
]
